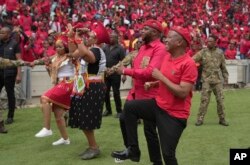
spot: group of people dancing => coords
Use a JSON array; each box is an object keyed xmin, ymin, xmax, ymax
[{"xmin": 1, "ymin": 17, "xmax": 205, "ymax": 165}]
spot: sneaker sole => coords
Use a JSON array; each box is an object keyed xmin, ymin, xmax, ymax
[
  {"xmin": 52, "ymin": 142, "xmax": 70, "ymax": 146},
  {"xmin": 35, "ymin": 133, "xmax": 53, "ymax": 138},
  {"xmin": 114, "ymin": 158, "xmax": 124, "ymax": 163}
]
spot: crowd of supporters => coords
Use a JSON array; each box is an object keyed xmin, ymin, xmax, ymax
[{"xmin": 0, "ymin": 0, "xmax": 250, "ymax": 61}]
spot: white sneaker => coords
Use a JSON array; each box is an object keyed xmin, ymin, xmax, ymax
[
  {"xmin": 114, "ymin": 158, "xmax": 124, "ymax": 163},
  {"xmin": 52, "ymin": 138, "xmax": 70, "ymax": 146},
  {"xmin": 35, "ymin": 128, "xmax": 53, "ymax": 138}
]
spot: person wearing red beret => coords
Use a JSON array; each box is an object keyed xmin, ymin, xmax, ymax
[
  {"xmin": 111, "ymin": 26, "xmax": 197, "ymax": 165},
  {"xmin": 111, "ymin": 20, "xmax": 167, "ymax": 164},
  {"xmin": 67, "ymin": 22, "xmax": 109, "ymax": 160}
]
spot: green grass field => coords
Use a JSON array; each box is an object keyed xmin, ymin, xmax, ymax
[{"xmin": 0, "ymin": 89, "xmax": 250, "ymax": 165}]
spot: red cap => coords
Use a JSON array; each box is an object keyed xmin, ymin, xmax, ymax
[
  {"xmin": 91, "ymin": 22, "xmax": 110, "ymax": 44},
  {"xmin": 143, "ymin": 19, "xmax": 163, "ymax": 32},
  {"xmin": 171, "ymin": 26, "xmax": 191, "ymax": 46}
]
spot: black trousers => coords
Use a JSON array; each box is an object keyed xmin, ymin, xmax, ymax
[
  {"xmin": 104, "ymin": 75, "xmax": 122, "ymax": 113},
  {"xmin": 120, "ymin": 104, "xmax": 163, "ymax": 164},
  {"xmin": 0, "ymin": 75, "xmax": 16, "ymax": 119},
  {"xmin": 124, "ymin": 99, "xmax": 187, "ymax": 165}
]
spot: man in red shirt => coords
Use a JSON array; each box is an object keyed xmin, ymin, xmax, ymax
[
  {"xmin": 111, "ymin": 26, "xmax": 197, "ymax": 165},
  {"xmin": 110, "ymin": 20, "xmax": 166, "ymax": 165}
]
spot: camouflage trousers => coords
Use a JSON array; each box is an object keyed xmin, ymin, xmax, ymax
[
  {"xmin": 0, "ymin": 109, "xmax": 3, "ymax": 121},
  {"xmin": 197, "ymin": 82, "xmax": 226, "ymax": 121}
]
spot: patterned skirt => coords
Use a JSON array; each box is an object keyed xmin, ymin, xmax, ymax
[
  {"xmin": 68, "ymin": 82, "xmax": 106, "ymax": 130},
  {"xmin": 42, "ymin": 80, "xmax": 73, "ymax": 110}
]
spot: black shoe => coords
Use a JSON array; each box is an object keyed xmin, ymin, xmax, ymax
[
  {"xmin": 111, "ymin": 147, "xmax": 140, "ymax": 162},
  {"xmin": 102, "ymin": 110, "xmax": 112, "ymax": 117},
  {"xmin": 195, "ymin": 120, "xmax": 203, "ymax": 126},
  {"xmin": 219, "ymin": 120, "xmax": 229, "ymax": 126},
  {"xmin": 5, "ymin": 118, "xmax": 14, "ymax": 125}
]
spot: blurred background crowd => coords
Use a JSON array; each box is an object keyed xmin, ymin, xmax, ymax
[{"xmin": 0, "ymin": 0, "xmax": 250, "ymax": 61}]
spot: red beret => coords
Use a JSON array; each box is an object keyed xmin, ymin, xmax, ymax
[
  {"xmin": 143, "ymin": 20, "xmax": 163, "ymax": 32},
  {"xmin": 91, "ymin": 22, "xmax": 110, "ymax": 44},
  {"xmin": 171, "ymin": 26, "xmax": 191, "ymax": 46}
]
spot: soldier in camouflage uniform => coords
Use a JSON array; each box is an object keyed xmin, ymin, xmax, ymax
[
  {"xmin": 0, "ymin": 58, "xmax": 28, "ymax": 133},
  {"xmin": 193, "ymin": 35, "xmax": 229, "ymax": 126}
]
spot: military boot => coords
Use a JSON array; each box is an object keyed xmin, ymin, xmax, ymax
[
  {"xmin": 219, "ymin": 119, "xmax": 229, "ymax": 126},
  {"xmin": 195, "ymin": 120, "xmax": 203, "ymax": 126},
  {"xmin": 0, "ymin": 120, "xmax": 8, "ymax": 133},
  {"xmin": 195, "ymin": 116, "xmax": 204, "ymax": 126}
]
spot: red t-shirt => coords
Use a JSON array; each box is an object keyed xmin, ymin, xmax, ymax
[
  {"xmin": 156, "ymin": 53, "xmax": 198, "ymax": 119},
  {"xmin": 6, "ymin": 0, "xmax": 18, "ymax": 12},
  {"xmin": 19, "ymin": 15, "xmax": 33, "ymax": 31},
  {"xmin": 218, "ymin": 36, "xmax": 229, "ymax": 49},
  {"xmin": 225, "ymin": 49, "xmax": 236, "ymax": 59},
  {"xmin": 240, "ymin": 40, "xmax": 250, "ymax": 55}
]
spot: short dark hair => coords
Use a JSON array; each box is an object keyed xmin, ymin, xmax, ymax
[{"xmin": 208, "ymin": 34, "xmax": 218, "ymax": 41}]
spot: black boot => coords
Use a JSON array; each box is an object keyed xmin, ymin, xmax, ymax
[{"xmin": 0, "ymin": 120, "xmax": 8, "ymax": 133}]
